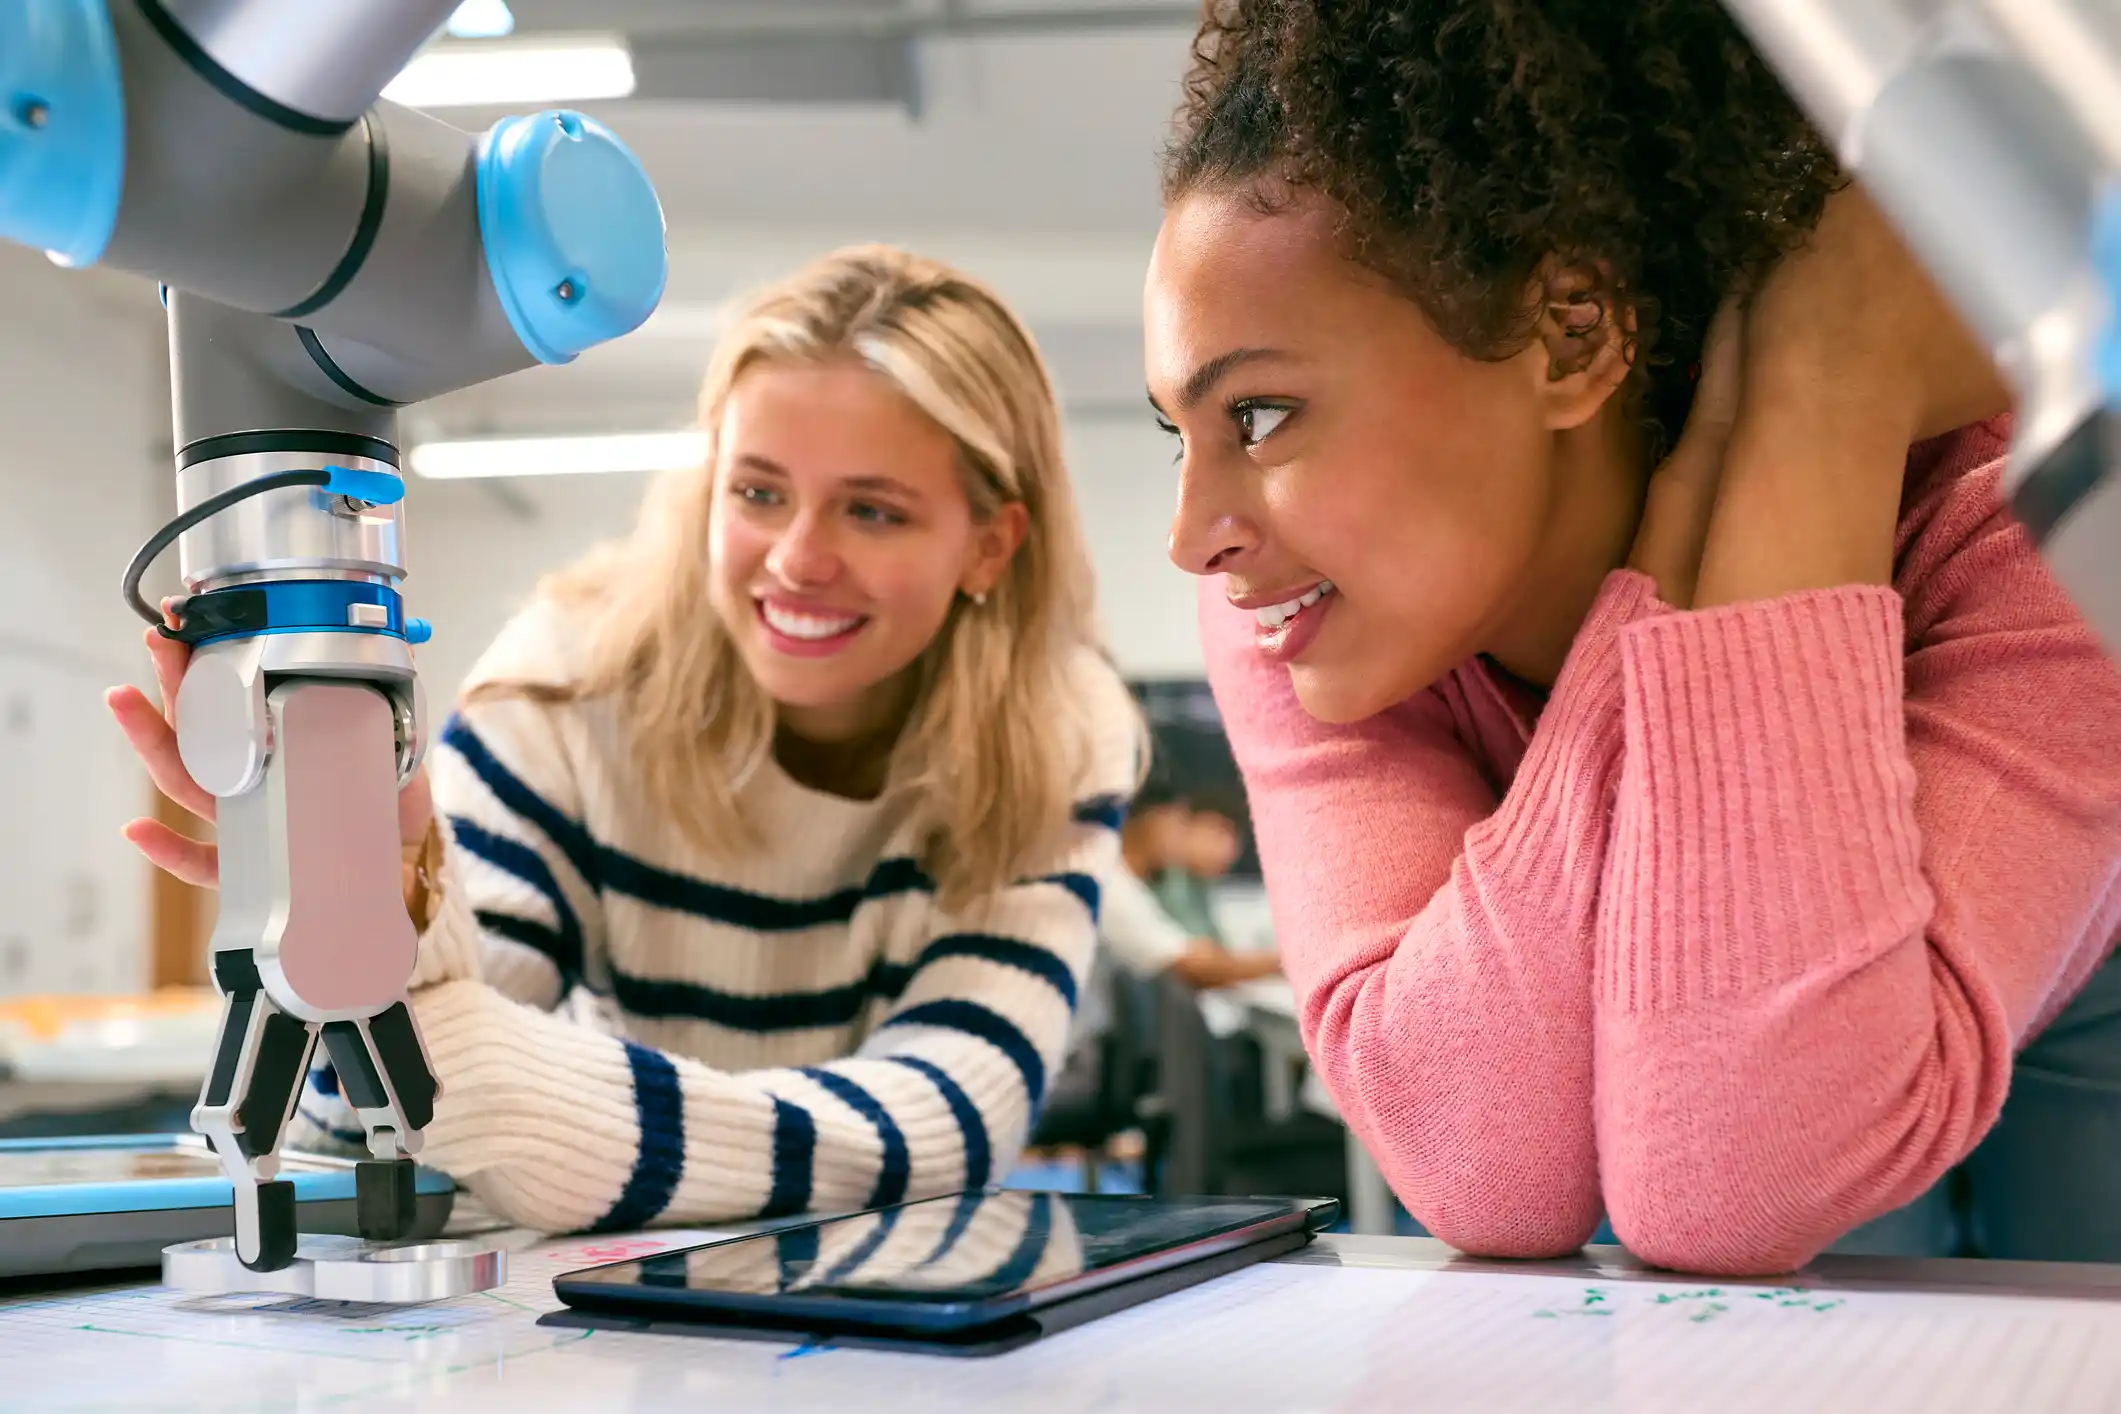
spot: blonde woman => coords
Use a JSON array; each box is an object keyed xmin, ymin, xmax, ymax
[{"xmin": 109, "ymin": 246, "xmax": 1144, "ymax": 1232}]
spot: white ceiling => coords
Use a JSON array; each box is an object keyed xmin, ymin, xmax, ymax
[{"xmin": 413, "ymin": 1, "xmax": 1198, "ymax": 442}]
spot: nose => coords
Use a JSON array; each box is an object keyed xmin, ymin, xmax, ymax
[
  {"xmin": 765, "ymin": 508, "xmax": 842, "ymax": 588},
  {"xmin": 1167, "ymin": 453, "xmax": 1260, "ymax": 576}
]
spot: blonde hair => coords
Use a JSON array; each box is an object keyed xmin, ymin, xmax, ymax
[{"xmin": 486, "ymin": 245, "xmax": 1121, "ymax": 906}]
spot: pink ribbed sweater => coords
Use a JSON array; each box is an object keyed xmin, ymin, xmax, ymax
[{"xmin": 1203, "ymin": 419, "xmax": 2121, "ymax": 1275}]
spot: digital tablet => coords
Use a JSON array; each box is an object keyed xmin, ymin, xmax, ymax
[
  {"xmin": 0, "ymin": 1135, "xmax": 456, "ymax": 1278},
  {"xmin": 546, "ymin": 1191, "xmax": 1336, "ymax": 1355}
]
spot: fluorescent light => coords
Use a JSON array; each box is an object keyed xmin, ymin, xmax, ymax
[
  {"xmin": 410, "ymin": 431, "xmax": 707, "ymax": 480},
  {"xmin": 383, "ymin": 38, "xmax": 634, "ymax": 108},
  {"xmin": 446, "ymin": 0, "xmax": 515, "ymax": 39}
]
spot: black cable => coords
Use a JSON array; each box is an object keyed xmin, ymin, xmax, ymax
[{"xmin": 122, "ymin": 468, "xmax": 334, "ymax": 629}]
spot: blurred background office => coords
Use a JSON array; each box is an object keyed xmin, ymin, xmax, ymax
[{"xmin": 0, "ymin": 0, "xmax": 1388, "ymax": 1226}]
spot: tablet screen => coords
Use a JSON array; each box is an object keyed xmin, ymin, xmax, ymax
[
  {"xmin": 0, "ymin": 1143, "xmax": 336, "ymax": 1189},
  {"xmin": 0, "ymin": 1146, "xmax": 227, "ymax": 1188},
  {"xmin": 565, "ymin": 1192, "xmax": 1304, "ymax": 1312}
]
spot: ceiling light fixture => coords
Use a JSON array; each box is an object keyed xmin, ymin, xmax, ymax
[
  {"xmin": 383, "ymin": 37, "xmax": 635, "ymax": 109},
  {"xmin": 445, "ymin": 0, "xmax": 516, "ymax": 40},
  {"xmin": 409, "ymin": 431, "xmax": 707, "ymax": 480}
]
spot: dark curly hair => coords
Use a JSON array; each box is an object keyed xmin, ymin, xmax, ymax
[{"xmin": 1163, "ymin": 0, "xmax": 1843, "ymax": 455}]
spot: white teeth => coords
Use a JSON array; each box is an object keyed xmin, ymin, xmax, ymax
[
  {"xmin": 1253, "ymin": 580, "xmax": 1334, "ymax": 631},
  {"xmin": 761, "ymin": 602, "xmax": 864, "ymax": 641}
]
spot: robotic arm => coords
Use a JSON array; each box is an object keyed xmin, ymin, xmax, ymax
[
  {"xmin": 0, "ymin": 0, "xmax": 666, "ymax": 1273},
  {"xmin": 1718, "ymin": 0, "xmax": 2121, "ymax": 649}
]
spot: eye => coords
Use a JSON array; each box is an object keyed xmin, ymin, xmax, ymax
[
  {"xmin": 849, "ymin": 500, "xmax": 906, "ymax": 527},
  {"xmin": 732, "ymin": 482, "xmax": 782, "ymax": 508},
  {"xmin": 1153, "ymin": 414, "xmax": 1184, "ymax": 463},
  {"xmin": 1233, "ymin": 400, "xmax": 1293, "ymax": 447}
]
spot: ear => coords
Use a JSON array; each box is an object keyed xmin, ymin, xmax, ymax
[
  {"xmin": 961, "ymin": 500, "xmax": 1030, "ymax": 598},
  {"xmin": 1528, "ymin": 262, "xmax": 1636, "ymax": 431}
]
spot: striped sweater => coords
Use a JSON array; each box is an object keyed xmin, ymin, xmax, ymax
[{"xmin": 293, "ymin": 601, "xmax": 1142, "ymax": 1234}]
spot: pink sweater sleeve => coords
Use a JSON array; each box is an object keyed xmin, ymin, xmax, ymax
[
  {"xmin": 1596, "ymin": 461, "xmax": 2121, "ymax": 1275},
  {"xmin": 1202, "ymin": 570, "xmax": 1660, "ymax": 1257}
]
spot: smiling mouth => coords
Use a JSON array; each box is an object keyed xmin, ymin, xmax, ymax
[
  {"xmin": 1251, "ymin": 580, "xmax": 1334, "ymax": 629},
  {"xmin": 757, "ymin": 599, "xmax": 869, "ymax": 643}
]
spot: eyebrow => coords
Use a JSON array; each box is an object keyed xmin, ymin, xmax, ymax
[
  {"xmin": 1149, "ymin": 346, "xmax": 1293, "ymax": 416},
  {"xmin": 843, "ymin": 475, "xmax": 924, "ymax": 502},
  {"xmin": 732, "ymin": 455, "xmax": 924, "ymax": 502}
]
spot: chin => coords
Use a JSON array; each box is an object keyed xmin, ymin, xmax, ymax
[
  {"xmin": 1287, "ymin": 656, "xmax": 1439, "ymax": 725},
  {"xmin": 744, "ymin": 656, "xmax": 862, "ymax": 709}
]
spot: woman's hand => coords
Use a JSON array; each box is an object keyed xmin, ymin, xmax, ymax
[
  {"xmin": 106, "ymin": 608, "xmax": 435, "ymax": 896},
  {"xmin": 1691, "ymin": 186, "xmax": 2013, "ymax": 609},
  {"xmin": 1627, "ymin": 294, "xmax": 1747, "ymax": 610}
]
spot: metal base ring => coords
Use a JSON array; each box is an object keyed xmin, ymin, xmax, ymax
[{"xmin": 163, "ymin": 1234, "xmax": 505, "ymax": 1302}]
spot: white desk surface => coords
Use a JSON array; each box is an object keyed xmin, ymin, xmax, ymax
[{"xmin": 8, "ymin": 1227, "xmax": 2121, "ymax": 1413}]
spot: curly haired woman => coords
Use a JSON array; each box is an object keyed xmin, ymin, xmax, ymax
[{"xmin": 1146, "ymin": 0, "xmax": 2121, "ymax": 1274}]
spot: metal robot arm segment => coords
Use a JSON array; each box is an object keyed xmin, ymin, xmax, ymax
[
  {"xmin": 1719, "ymin": 0, "xmax": 2121, "ymax": 649},
  {"xmin": 0, "ymin": 0, "xmax": 667, "ymax": 1275}
]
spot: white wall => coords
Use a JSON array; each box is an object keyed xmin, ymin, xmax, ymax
[
  {"xmin": 0, "ymin": 252, "xmax": 168, "ymax": 997},
  {"xmin": 1068, "ymin": 420, "xmax": 1202, "ymax": 679},
  {"xmin": 404, "ymin": 416, "xmax": 1202, "ymax": 714},
  {"xmin": 404, "ymin": 472, "xmax": 651, "ymax": 709}
]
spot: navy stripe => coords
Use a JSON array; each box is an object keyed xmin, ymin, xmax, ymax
[
  {"xmin": 986, "ymin": 1193, "xmax": 1054, "ymax": 1293},
  {"xmin": 820, "ymin": 1205, "xmax": 902, "ymax": 1285},
  {"xmin": 450, "ymin": 817, "xmax": 584, "ymax": 945},
  {"xmin": 907, "ymin": 935, "xmax": 1077, "ymax": 1011},
  {"xmin": 611, "ymin": 929, "xmax": 1076, "ymax": 1030},
  {"xmin": 1041, "ymin": 872, "xmax": 1101, "ymax": 921},
  {"xmin": 762, "ymin": 1099, "xmax": 816, "ymax": 1218},
  {"xmin": 776, "ymin": 1224, "xmax": 822, "ymax": 1290},
  {"xmin": 450, "ymin": 814, "xmax": 585, "ymax": 982},
  {"xmin": 589, "ymin": 1043, "xmax": 685, "ymax": 1233},
  {"xmin": 297, "ymin": 1091, "xmax": 366, "ymax": 1149},
  {"xmin": 924, "ymin": 1189, "xmax": 988, "ymax": 1264},
  {"xmin": 870, "ymin": 958, "xmax": 918, "ymax": 1003},
  {"xmin": 885, "ymin": 1056, "xmax": 992, "ymax": 1188},
  {"xmin": 612, "ymin": 969, "xmax": 873, "ymax": 1030},
  {"xmin": 308, "ymin": 1114, "xmax": 368, "ymax": 1149},
  {"xmin": 1073, "ymin": 795, "xmax": 1128, "ymax": 832},
  {"xmin": 598, "ymin": 851, "xmax": 933, "ymax": 932},
  {"xmin": 441, "ymin": 716, "xmax": 603, "ymax": 890},
  {"xmin": 447, "ymin": 715, "xmax": 950, "ymax": 929},
  {"xmin": 308, "ymin": 1064, "xmax": 339, "ymax": 1098},
  {"xmin": 884, "ymin": 1000, "xmax": 1047, "ymax": 1111},
  {"xmin": 475, "ymin": 911, "xmax": 580, "ymax": 987},
  {"xmin": 800, "ymin": 1069, "xmax": 910, "ymax": 1208}
]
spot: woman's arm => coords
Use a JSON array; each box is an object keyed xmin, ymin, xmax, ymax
[
  {"xmin": 403, "ymin": 685, "xmax": 1141, "ymax": 1233},
  {"xmin": 1204, "ymin": 570, "xmax": 1658, "ymax": 1258},
  {"xmin": 404, "ymin": 826, "xmax": 1101, "ymax": 1232},
  {"xmin": 413, "ymin": 699, "xmax": 609, "ymax": 1007},
  {"xmin": 1595, "ymin": 449, "xmax": 2121, "ymax": 1274},
  {"xmin": 1585, "ymin": 189, "xmax": 2108, "ymax": 1277}
]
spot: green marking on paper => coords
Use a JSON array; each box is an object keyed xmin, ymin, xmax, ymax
[{"xmin": 1532, "ymin": 1287, "xmax": 1616, "ymax": 1319}]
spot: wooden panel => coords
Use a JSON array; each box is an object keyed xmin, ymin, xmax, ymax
[{"xmin": 149, "ymin": 785, "xmax": 211, "ymax": 989}]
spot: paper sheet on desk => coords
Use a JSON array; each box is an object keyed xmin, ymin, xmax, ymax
[
  {"xmin": 6, "ymin": 1244, "xmax": 2121, "ymax": 1413},
  {"xmin": 0, "ymin": 1226, "xmax": 740, "ymax": 1413}
]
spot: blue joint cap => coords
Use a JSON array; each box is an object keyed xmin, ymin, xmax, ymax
[
  {"xmin": 323, "ymin": 464, "xmax": 405, "ymax": 506},
  {"xmin": 2093, "ymin": 184, "xmax": 2121, "ymax": 406},
  {"xmin": 475, "ymin": 109, "xmax": 668, "ymax": 366},
  {"xmin": 404, "ymin": 617, "xmax": 433, "ymax": 646},
  {"xmin": 0, "ymin": 0, "xmax": 125, "ymax": 268}
]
